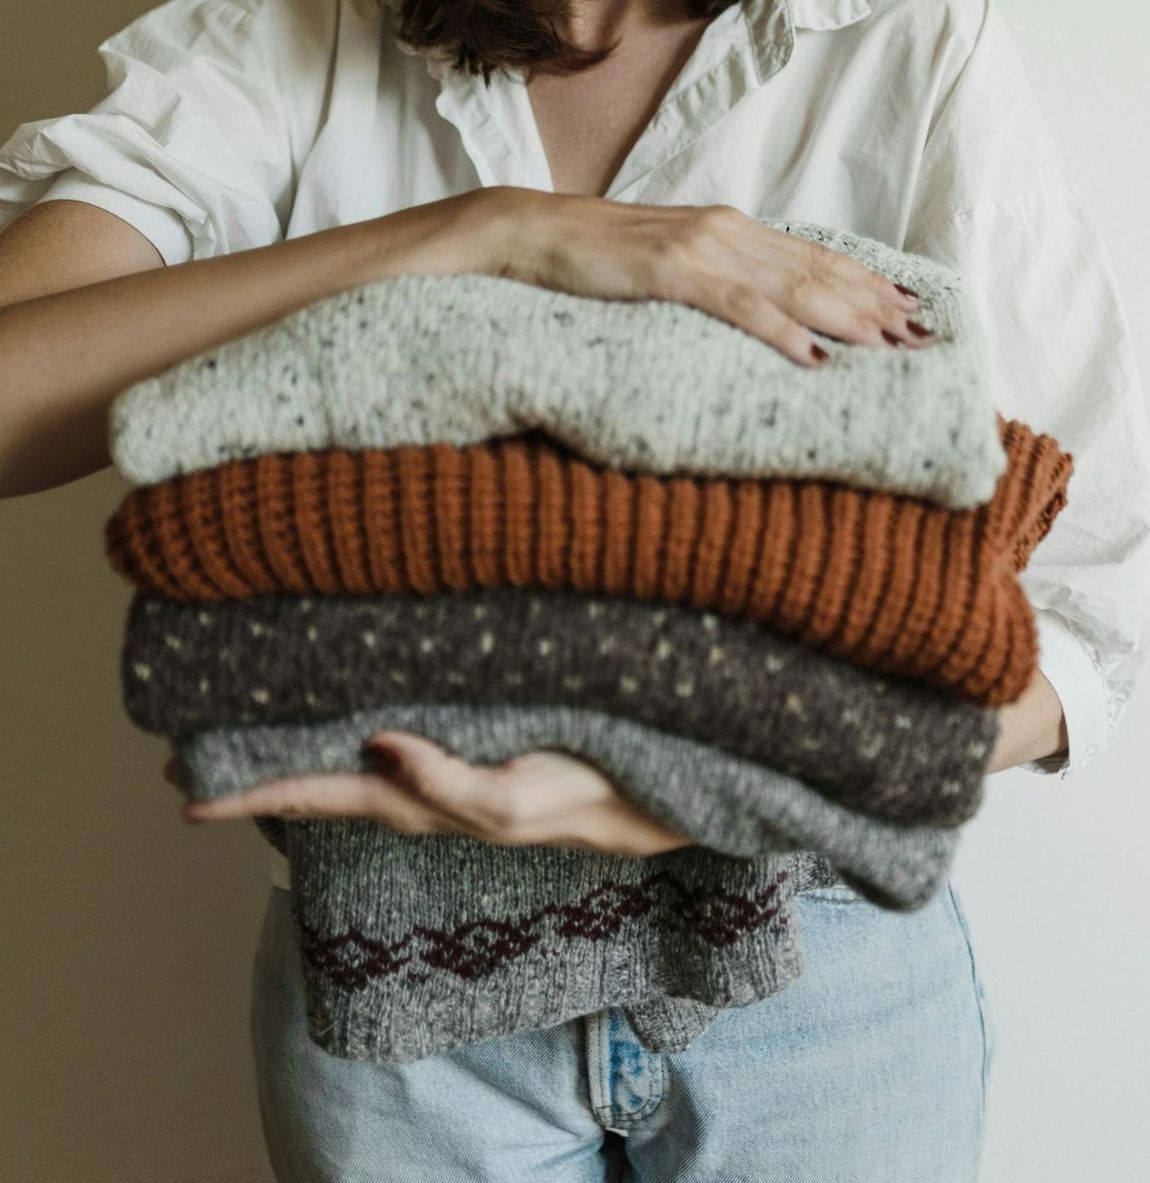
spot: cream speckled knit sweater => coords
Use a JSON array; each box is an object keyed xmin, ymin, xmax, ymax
[{"xmin": 109, "ymin": 216, "xmax": 1004, "ymax": 507}]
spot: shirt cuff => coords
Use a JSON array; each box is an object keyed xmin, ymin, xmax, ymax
[
  {"xmin": 35, "ymin": 170, "xmax": 194, "ymax": 267},
  {"xmin": 1019, "ymin": 610, "xmax": 1111, "ymax": 778}
]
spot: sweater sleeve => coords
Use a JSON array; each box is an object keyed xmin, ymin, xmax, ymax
[
  {"xmin": 902, "ymin": 0, "xmax": 1150, "ymax": 777},
  {"xmin": 0, "ymin": 0, "xmax": 330, "ymax": 263}
]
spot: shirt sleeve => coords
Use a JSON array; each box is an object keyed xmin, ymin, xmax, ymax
[
  {"xmin": 0, "ymin": 0, "xmax": 306, "ymax": 265},
  {"xmin": 903, "ymin": 0, "xmax": 1150, "ymax": 778}
]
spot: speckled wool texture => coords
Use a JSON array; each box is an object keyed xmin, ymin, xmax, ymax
[
  {"xmin": 172, "ymin": 705, "xmax": 856, "ymax": 1063},
  {"xmin": 124, "ymin": 589, "xmax": 1001, "ymax": 827},
  {"xmin": 108, "ymin": 216, "xmax": 1005, "ymax": 507},
  {"xmin": 174, "ymin": 704, "xmax": 958, "ymax": 913}
]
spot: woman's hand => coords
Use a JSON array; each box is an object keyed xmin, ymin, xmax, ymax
[
  {"xmin": 483, "ymin": 186, "xmax": 933, "ymax": 367},
  {"xmin": 172, "ymin": 732, "xmax": 695, "ymax": 858}
]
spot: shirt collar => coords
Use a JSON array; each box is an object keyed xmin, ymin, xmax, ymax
[
  {"xmin": 720, "ymin": 0, "xmax": 873, "ymax": 90},
  {"xmin": 788, "ymin": 0, "xmax": 873, "ymax": 33}
]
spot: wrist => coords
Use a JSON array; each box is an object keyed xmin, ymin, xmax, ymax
[
  {"xmin": 346, "ymin": 187, "xmax": 537, "ymax": 286},
  {"xmin": 987, "ymin": 669, "xmax": 1068, "ymax": 773},
  {"xmin": 468, "ymin": 185, "xmax": 563, "ymax": 282},
  {"xmin": 418, "ymin": 185, "xmax": 562, "ymax": 281}
]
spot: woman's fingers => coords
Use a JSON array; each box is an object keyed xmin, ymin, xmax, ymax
[
  {"xmin": 527, "ymin": 198, "xmax": 938, "ymax": 363},
  {"xmin": 700, "ymin": 227, "xmax": 934, "ymax": 355},
  {"xmin": 685, "ymin": 267, "xmax": 916, "ymax": 365},
  {"xmin": 766, "ymin": 230, "xmax": 923, "ymax": 313},
  {"xmin": 588, "ymin": 798, "xmax": 697, "ymax": 857},
  {"xmin": 181, "ymin": 769, "xmax": 455, "ymax": 832},
  {"xmin": 793, "ymin": 247, "xmax": 934, "ymax": 347},
  {"xmin": 771, "ymin": 269, "xmax": 929, "ymax": 350},
  {"xmin": 366, "ymin": 733, "xmax": 695, "ymax": 856},
  {"xmin": 176, "ymin": 735, "xmax": 696, "ymax": 858},
  {"xmin": 672, "ymin": 273, "xmax": 826, "ymax": 367},
  {"xmin": 181, "ymin": 772, "xmax": 376, "ymax": 819}
]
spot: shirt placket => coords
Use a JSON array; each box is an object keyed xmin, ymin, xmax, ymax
[{"xmin": 421, "ymin": 0, "xmax": 796, "ymax": 201}]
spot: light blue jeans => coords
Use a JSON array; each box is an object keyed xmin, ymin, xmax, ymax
[{"xmin": 249, "ymin": 880, "xmax": 996, "ymax": 1182}]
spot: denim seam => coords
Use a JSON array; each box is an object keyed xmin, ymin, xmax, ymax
[
  {"xmin": 945, "ymin": 882, "xmax": 992, "ymax": 1176},
  {"xmin": 585, "ymin": 1010, "xmax": 615, "ymax": 1127},
  {"xmin": 586, "ymin": 1011, "xmax": 667, "ymax": 1128}
]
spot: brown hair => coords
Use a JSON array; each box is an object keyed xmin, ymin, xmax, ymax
[{"xmin": 391, "ymin": 0, "xmax": 739, "ymax": 81}]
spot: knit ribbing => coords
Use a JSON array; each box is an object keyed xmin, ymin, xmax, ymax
[
  {"xmin": 107, "ymin": 217, "xmax": 1006, "ymax": 507},
  {"xmin": 173, "ymin": 704, "xmax": 959, "ymax": 912},
  {"xmin": 123, "ymin": 588, "xmax": 1000, "ymax": 826},
  {"xmin": 106, "ymin": 420, "xmax": 1071, "ymax": 705}
]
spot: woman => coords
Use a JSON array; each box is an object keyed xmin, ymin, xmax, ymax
[{"xmin": 1, "ymin": 0, "xmax": 1147, "ymax": 1179}]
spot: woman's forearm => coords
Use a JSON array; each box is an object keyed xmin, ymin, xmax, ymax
[
  {"xmin": 0, "ymin": 188, "xmax": 515, "ymax": 498},
  {"xmin": 986, "ymin": 669, "xmax": 1069, "ymax": 773}
]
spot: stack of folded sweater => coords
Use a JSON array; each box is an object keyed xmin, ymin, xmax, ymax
[{"xmin": 103, "ymin": 216, "xmax": 1072, "ymax": 1063}]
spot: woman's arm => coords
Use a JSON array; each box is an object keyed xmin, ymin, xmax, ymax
[
  {"xmin": 0, "ymin": 190, "xmax": 509, "ymax": 497},
  {"xmin": 0, "ymin": 188, "xmax": 926, "ymax": 500}
]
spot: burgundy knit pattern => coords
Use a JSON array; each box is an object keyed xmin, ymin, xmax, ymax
[{"xmin": 293, "ymin": 868, "xmax": 792, "ymax": 992}]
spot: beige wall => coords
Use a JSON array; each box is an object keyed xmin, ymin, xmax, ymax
[
  {"xmin": 2, "ymin": 3, "xmax": 1149, "ymax": 1182},
  {"xmin": 1, "ymin": 7, "xmax": 276, "ymax": 1179}
]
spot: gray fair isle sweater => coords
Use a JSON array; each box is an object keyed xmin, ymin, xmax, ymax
[
  {"xmin": 168, "ymin": 703, "xmax": 959, "ymax": 1062},
  {"xmin": 109, "ymin": 215, "xmax": 1005, "ymax": 509}
]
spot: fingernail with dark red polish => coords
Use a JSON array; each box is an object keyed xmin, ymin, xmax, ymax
[
  {"xmin": 906, "ymin": 320, "xmax": 933, "ymax": 337},
  {"xmin": 881, "ymin": 329, "xmax": 902, "ymax": 347},
  {"xmin": 811, "ymin": 343, "xmax": 829, "ymax": 362},
  {"xmin": 894, "ymin": 284, "xmax": 920, "ymax": 300}
]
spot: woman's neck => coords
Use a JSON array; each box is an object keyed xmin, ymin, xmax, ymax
[{"xmin": 555, "ymin": 0, "xmax": 704, "ymax": 52}]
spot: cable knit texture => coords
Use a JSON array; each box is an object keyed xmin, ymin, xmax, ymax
[
  {"xmin": 123, "ymin": 588, "xmax": 1000, "ymax": 826},
  {"xmin": 106, "ymin": 420, "xmax": 1072, "ymax": 706},
  {"xmin": 107, "ymin": 216, "xmax": 1006, "ymax": 507},
  {"xmin": 174, "ymin": 704, "xmax": 959, "ymax": 912}
]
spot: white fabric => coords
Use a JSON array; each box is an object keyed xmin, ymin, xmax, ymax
[{"xmin": 3, "ymin": 0, "xmax": 1149, "ymax": 832}]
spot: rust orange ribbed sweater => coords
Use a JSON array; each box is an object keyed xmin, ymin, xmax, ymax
[{"xmin": 104, "ymin": 420, "xmax": 1071, "ymax": 706}]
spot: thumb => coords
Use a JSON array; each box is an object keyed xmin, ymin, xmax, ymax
[{"xmin": 363, "ymin": 730, "xmax": 480, "ymax": 811}]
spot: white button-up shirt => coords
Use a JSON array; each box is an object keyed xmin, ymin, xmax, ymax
[{"xmin": 4, "ymin": 0, "xmax": 1150, "ymax": 792}]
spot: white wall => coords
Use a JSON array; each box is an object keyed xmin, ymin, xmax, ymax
[{"xmin": 953, "ymin": 4, "xmax": 1150, "ymax": 1181}]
